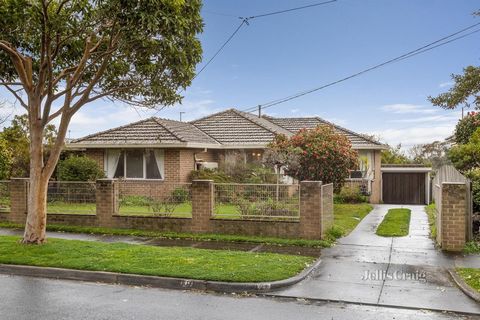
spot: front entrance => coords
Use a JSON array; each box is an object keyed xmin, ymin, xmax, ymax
[{"xmin": 382, "ymin": 172, "xmax": 426, "ymax": 204}]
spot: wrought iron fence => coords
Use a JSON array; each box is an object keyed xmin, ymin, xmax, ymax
[
  {"xmin": 213, "ymin": 183, "xmax": 300, "ymax": 220},
  {"xmin": 118, "ymin": 182, "xmax": 192, "ymax": 217},
  {"xmin": 47, "ymin": 181, "xmax": 96, "ymax": 215},
  {"xmin": 0, "ymin": 180, "xmax": 10, "ymax": 213}
]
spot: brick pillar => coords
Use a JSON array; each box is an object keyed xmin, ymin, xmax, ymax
[
  {"xmin": 96, "ymin": 179, "xmax": 118, "ymax": 227},
  {"xmin": 299, "ymin": 181, "xmax": 322, "ymax": 240},
  {"xmin": 440, "ymin": 182, "xmax": 467, "ymax": 252},
  {"xmin": 9, "ymin": 178, "xmax": 29, "ymax": 224},
  {"xmin": 191, "ymin": 180, "xmax": 213, "ymax": 233},
  {"xmin": 321, "ymin": 183, "xmax": 334, "ymax": 237},
  {"xmin": 370, "ymin": 150, "xmax": 382, "ymax": 204}
]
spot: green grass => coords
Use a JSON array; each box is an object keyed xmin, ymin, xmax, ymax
[
  {"xmin": 0, "ymin": 235, "xmax": 313, "ymax": 282},
  {"xmin": 464, "ymin": 241, "xmax": 480, "ymax": 254},
  {"xmin": 456, "ymin": 268, "xmax": 480, "ymax": 292},
  {"xmin": 331, "ymin": 203, "xmax": 373, "ymax": 237},
  {"xmin": 376, "ymin": 208, "xmax": 411, "ymax": 237},
  {"xmin": 425, "ymin": 203, "xmax": 437, "ymax": 239},
  {"xmin": 0, "ymin": 203, "xmax": 373, "ymax": 248}
]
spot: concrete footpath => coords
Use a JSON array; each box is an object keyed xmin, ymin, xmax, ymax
[{"xmin": 266, "ymin": 205, "xmax": 480, "ymax": 314}]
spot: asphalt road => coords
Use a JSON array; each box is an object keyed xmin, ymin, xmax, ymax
[{"xmin": 0, "ymin": 274, "xmax": 475, "ymax": 320}]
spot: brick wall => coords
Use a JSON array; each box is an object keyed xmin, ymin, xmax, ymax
[
  {"xmin": 5, "ymin": 178, "xmax": 332, "ymax": 240},
  {"xmin": 439, "ymin": 182, "xmax": 467, "ymax": 251},
  {"xmin": 85, "ymin": 149, "xmax": 104, "ymax": 169}
]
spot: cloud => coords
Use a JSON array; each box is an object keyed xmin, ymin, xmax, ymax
[
  {"xmin": 381, "ymin": 104, "xmax": 437, "ymax": 114},
  {"xmin": 439, "ymin": 81, "xmax": 454, "ymax": 88},
  {"xmin": 372, "ymin": 125, "xmax": 455, "ymax": 148},
  {"xmin": 387, "ymin": 114, "xmax": 460, "ymax": 124},
  {"xmin": 290, "ymin": 108, "xmax": 299, "ymax": 114}
]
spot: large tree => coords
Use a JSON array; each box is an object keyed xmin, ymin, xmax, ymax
[{"xmin": 0, "ymin": 0, "xmax": 203, "ymax": 243}]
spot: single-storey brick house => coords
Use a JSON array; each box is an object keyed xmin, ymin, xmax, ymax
[{"xmin": 67, "ymin": 108, "xmax": 386, "ymax": 202}]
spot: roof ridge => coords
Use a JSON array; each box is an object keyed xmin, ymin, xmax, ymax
[
  {"xmin": 231, "ymin": 109, "xmax": 293, "ymax": 136},
  {"xmin": 71, "ymin": 117, "xmax": 156, "ymax": 143},
  {"xmin": 153, "ymin": 118, "xmax": 187, "ymax": 143},
  {"xmin": 313, "ymin": 116, "xmax": 383, "ymax": 146}
]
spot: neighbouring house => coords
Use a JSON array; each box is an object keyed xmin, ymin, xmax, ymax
[{"xmin": 67, "ymin": 108, "xmax": 386, "ymax": 203}]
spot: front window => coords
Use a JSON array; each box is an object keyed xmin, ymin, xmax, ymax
[{"xmin": 106, "ymin": 149, "xmax": 164, "ymax": 180}]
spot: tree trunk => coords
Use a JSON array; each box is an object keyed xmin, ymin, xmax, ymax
[{"xmin": 22, "ymin": 114, "xmax": 48, "ymax": 244}]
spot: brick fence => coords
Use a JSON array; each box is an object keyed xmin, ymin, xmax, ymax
[
  {"xmin": 0, "ymin": 179, "xmax": 334, "ymax": 240},
  {"xmin": 434, "ymin": 182, "xmax": 468, "ymax": 251}
]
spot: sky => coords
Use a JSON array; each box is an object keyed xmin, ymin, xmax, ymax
[{"xmin": 0, "ymin": 0, "xmax": 479, "ymax": 150}]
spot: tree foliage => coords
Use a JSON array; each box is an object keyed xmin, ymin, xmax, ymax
[
  {"xmin": 454, "ymin": 111, "xmax": 480, "ymax": 145},
  {"xmin": 448, "ymin": 128, "xmax": 480, "ymax": 173},
  {"xmin": 0, "ymin": 114, "xmax": 57, "ymax": 177},
  {"xmin": 57, "ymin": 155, "xmax": 105, "ymax": 181},
  {"xmin": 0, "ymin": 136, "xmax": 12, "ymax": 179},
  {"xmin": 429, "ymin": 66, "xmax": 480, "ymax": 110},
  {"xmin": 409, "ymin": 141, "xmax": 449, "ymax": 168},
  {"xmin": 381, "ymin": 144, "xmax": 411, "ymax": 164},
  {"xmin": 267, "ymin": 126, "xmax": 358, "ymax": 191}
]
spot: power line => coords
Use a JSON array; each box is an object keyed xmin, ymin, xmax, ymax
[
  {"xmin": 194, "ymin": 0, "xmax": 338, "ymax": 80},
  {"xmin": 241, "ymin": 22, "xmax": 480, "ymax": 113},
  {"xmin": 240, "ymin": 0, "xmax": 337, "ymax": 20}
]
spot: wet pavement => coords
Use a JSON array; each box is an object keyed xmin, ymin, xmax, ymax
[
  {"xmin": 0, "ymin": 274, "xmax": 474, "ymax": 320},
  {"xmin": 0, "ymin": 227, "xmax": 322, "ymax": 257},
  {"xmin": 266, "ymin": 205, "xmax": 480, "ymax": 314}
]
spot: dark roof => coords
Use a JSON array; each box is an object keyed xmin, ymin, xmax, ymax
[
  {"xmin": 264, "ymin": 116, "xmax": 384, "ymax": 149},
  {"xmin": 190, "ymin": 109, "xmax": 291, "ymax": 146},
  {"xmin": 71, "ymin": 117, "xmax": 219, "ymax": 146},
  {"xmin": 69, "ymin": 108, "xmax": 385, "ymax": 149}
]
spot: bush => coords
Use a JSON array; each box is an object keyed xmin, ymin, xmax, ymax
[
  {"xmin": 466, "ymin": 168, "xmax": 480, "ymax": 214},
  {"xmin": 267, "ymin": 126, "xmax": 358, "ymax": 192},
  {"xmin": 58, "ymin": 156, "xmax": 105, "ymax": 181},
  {"xmin": 171, "ymin": 187, "xmax": 190, "ymax": 203},
  {"xmin": 190, "ymin": 169, "xmax": 232, "ymax": 183},
  {"xmin": 334, "ymin": 185, "xmax": 368, "ymax": 204}
]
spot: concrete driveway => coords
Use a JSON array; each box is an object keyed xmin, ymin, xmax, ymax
[{"xmin": 267, "ymin": 205, "xmax": 480, "ymax": 314}]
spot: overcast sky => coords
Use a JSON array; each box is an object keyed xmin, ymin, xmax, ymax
[{"xmin": 1, "ymin": 0, "xmax": 479, "ymax": 149}]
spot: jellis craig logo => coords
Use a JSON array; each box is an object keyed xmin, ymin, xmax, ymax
[{"xmin": 362, "ymin": 269, "xmax": 427, "ymax": 282}]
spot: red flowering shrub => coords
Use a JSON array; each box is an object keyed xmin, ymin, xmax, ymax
[{"xmin": 267, "ymin": 125, "xmax": 358, "ymax": 191}]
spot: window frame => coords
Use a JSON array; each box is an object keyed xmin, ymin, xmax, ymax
[{"xmin": 109, "ymin": 149, "xmax": 165, "ymax": 181}]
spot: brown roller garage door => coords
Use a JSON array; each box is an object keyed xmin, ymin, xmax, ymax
[{"xmin": 382, "ymin": 172, "xmax": 426, "ymax": 204}]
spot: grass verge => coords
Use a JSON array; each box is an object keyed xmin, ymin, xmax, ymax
[
  {"xmin": 425, "ymin": 203, "xmax": 437, "ymax": 239},
  {"xmin": 329, "ymin": 203, "xmax": 373, "ymax": 238},
  {"xmin": 376, "ymin": 208, "xmax": 411, "ymax": 237},
  {"xmin": 456, "ymin": 268, "xmax": 480, "ymax": 292},
  {"xmin": 0, "ymin": 236, "xmax": 313, "ymax": 282}
]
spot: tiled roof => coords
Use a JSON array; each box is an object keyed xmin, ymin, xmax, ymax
[
  {"xmin": 70, "ymin": 108, "xmax": 384, "ymax": 149},
  {"xmin": 265, "ymin": 116, "xmax": 384, "ymax": 149},
  {"xmin": 71, "ymin": 117, "xmax": 219, "ymax": 146},
  {"xmin": 190, "ymin": 109, "xmax": 291, "ymax": 145}
]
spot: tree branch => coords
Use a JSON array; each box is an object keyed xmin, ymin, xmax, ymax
[{"xmin": 3, "ymin": 85, "xmax": 28, "ymax": 109}]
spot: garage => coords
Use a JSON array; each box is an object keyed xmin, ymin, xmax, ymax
[{"xmin": 381, "ymin": 165, "xmax": 432, "ymax": 205}]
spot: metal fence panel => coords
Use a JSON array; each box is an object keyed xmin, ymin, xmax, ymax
[
  {"xmin": 118, "ymin": 182, "xmax": 192, "ymax": 217},
  {"xmin": 47, "ymin": 181, "xmax": 96, "ymax": 215},
  {"xmin": 213, "ymin": 183, "xmax": 300, "ymax": 220}
]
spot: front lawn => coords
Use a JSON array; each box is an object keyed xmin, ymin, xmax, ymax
[
  {"xmin": 456, "ymin": 268, "xmax": 480, "ymax": 292},
  {"xmin": 376, "ymin": 208, "xmax": 411, "ymax": 237},
  {"xmin": 331, "ymin": 203, "xmax": 373, "ymax": 237},
  {"xmin": 0, "ymin": 235, "xmax": 313, "ymax": 282}
]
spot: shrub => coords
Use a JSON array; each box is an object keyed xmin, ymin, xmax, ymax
[
  {"xmin": 171, "ymin": 187, "xmax": 190, "ymax": 203},
  {"xmin": 190, "ymin": 169, "xmax": 232, "ymax": 183},
  {"xmin": 58, "ymin": 156, "xmax": 105, "ymax": 181},
  {"xmin": 0, "ymin": 138, "xmax": 12, "ymax": 180},
  {"xmin": 267, "ymin": 126, "xmax": 358, "ymax": 192},
  {"xmin": 334, "ymin": 185, "xmax": 368, "ymax": 204},
  {"xmin": 466, "ymin": 168, "xmax": 480, "ymax": 214}
]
